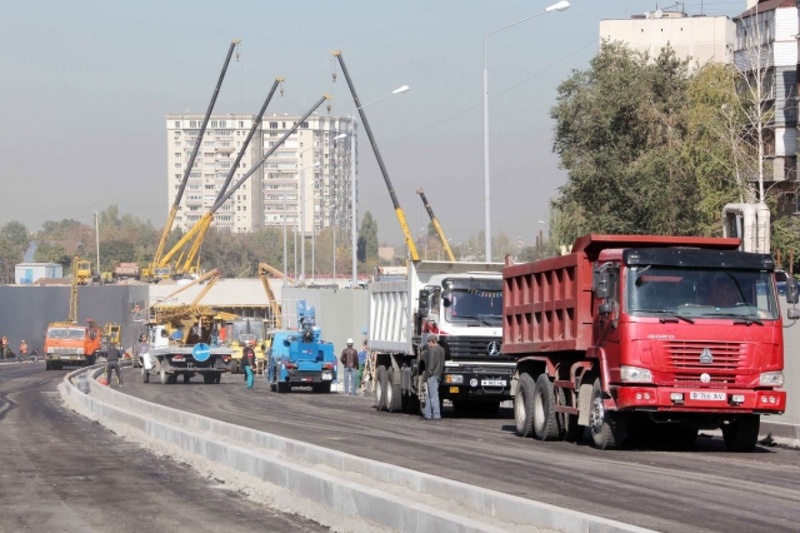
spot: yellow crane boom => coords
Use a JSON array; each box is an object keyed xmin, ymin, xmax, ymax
[
  {"xmin": 150, "ymin": 39, "xmax": 241, "ymax": 277},
  {"xmin": 417, "ymin": 188, "xmax": 456, "ymax": 262}
]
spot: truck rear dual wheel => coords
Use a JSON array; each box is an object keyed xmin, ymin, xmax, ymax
[
  {"xmin": 386, "ymin": 369, "xmax": 402, "ymax": 412},
  {"xmin": 532, "ymin": 374, "xmax": 560, "ymax": 441},
  {"xmin": 514, "ymin": 373, "xmax": 536, "ymax": 438},
  {"xmin": 277, "ymin": 381, "xmax": 290, "ymax": 393},
  {"xmin": 375, "ymin": 366, "xmax": 388, "ymax": 411}
]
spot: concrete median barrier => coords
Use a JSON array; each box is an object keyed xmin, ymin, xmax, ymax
[{"xmin": 60, "ymin": 367, "xmax": 653, "ymax": 533}]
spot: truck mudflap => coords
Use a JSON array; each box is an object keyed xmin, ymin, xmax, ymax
[
  {"xmin": 613, "ymin": 386, "xmax": 786, "ymax": 414},
  {"xmin": 441, "ymin": 363, "xmax": 515, "ymax": 401}
]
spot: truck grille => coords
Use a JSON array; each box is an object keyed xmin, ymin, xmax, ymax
[
  {"xmin": 664, "ymin": 340, "xmax": 745, "ymax": 384},
  {"xmin": 443, "ymin": 336, "xmax": 511, "ymax": 360},
  {"xmin": 51, "ymin": 347, "xmax": 80, "ymax": 354}
]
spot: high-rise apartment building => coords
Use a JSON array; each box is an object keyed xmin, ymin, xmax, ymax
[{"xmin": 165, "ymin": 113, "xmax": 356, "ymax": 237}]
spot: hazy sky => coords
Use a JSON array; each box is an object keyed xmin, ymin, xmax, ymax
[{"xmin": 2, "ymin": 0, "xmax": 745, "ymax": 250}]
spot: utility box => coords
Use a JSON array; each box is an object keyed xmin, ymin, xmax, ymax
[{"xmin": 15, "ymin": 263, "xmax": 63, "ymax": 285}]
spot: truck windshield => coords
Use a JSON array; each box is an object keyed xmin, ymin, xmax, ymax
[
  {"xmin": 232, "ymin": 321, "xmax": 262, "ymax": 343},
  {"xmin": 626, "ymin": 266, "xmax": 778, "ymax": 320},
  {"xmin": 49, "ymin": 328, "xmax": 85, "ymax": 340},
  {"xmin": 444, "ymin": 288, "xmax": 502, "ymax": 324}
]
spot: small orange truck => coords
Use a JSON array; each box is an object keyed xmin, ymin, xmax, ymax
[{"xmin": 43, "ymin": 319, "xmax": 103, "ymax": 370}]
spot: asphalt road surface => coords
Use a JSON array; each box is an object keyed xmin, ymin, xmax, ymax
[
  {"xmin": 119, "ymin": 365, "xmax": 800, "ymax": 533},
  {"xmin": 0, "ymin": 361, "xmax": 328, "ymax": 533},
  {"xmin": 4, "ymin": 362, "xmax": 800, "ymax": 532}
]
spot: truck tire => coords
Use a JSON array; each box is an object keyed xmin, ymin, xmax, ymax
[
  {"xmin": 168, "ymin": 374, "xmax": 179, "ymax": 385},
  {"xmin": 589, "ymin": 378, "xmax": 626, "ymax": 450},
  {"xmin": 45, "ymin": 361, "xmax": 52, "ymax": 371},
  {"xmin": 722, "ymin": 415, "xmax": 760, "ymax": 452},
  {"xmin": 316, "ymin": 382, "xmax": 331, "ymax": 393},
  {"xmin": 533, "ymin": 374, "xmax": 560, "ymax": 441},
  {"xmin": 386, "ymin": 369, "xmax": 402, "ymax": 412},
  {"xmin": 230, "ymin": 360, "xmax": 239, "ymax": 375},
  {"xmin": 142, "ymin": 367, "xmax": 150, "ymax": 383},
  {"xmin": 214, "ymin": 373, "xmax": 222, "ymax": 384},
  {"xmin": 375, "ymin": 366, "xmax": 388, "ymax": 411},
  {"xmin": 160, "ymin": 368, "xmax": 168, "ymax": 385},
  {"xmin": 514, "ymin": 373, "xmax": 536, "ymax": 438},
  {"xmin": 183, "ymin": 374, "xmax": 191, "ymax": 384},
  {"xmin": 277, "ymin": 381, "xmax": 290, "ymax": 393},
  {"xmin": 203, "ymin": 374, "xmax": 214, "ymax": 384}
]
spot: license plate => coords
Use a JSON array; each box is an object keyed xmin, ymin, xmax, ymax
[
  {"xmin": 481, "ymin": 379, "xmax": 507, "ymax": 387},
  {"xmin": 321, "ymin": 372, "xmax": 332, "ymax": 381},
  {"xmin": 690, "ymin": 391, "xmax": 726, "ymax": 401}
]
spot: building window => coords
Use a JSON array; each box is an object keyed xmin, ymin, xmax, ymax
[
  {"xmin": 270, "ymin": 122, "xmax": 278, "ymax": 129},
  {"xmin": 239, "ymin": 121, "xmax": 244, "ymax": 128},
  {"xmin": 174, "ymin": 121, "xmax": 180, "ymax": 128},
  {"xmin": 190, "ymin": 121, "xmax": 197, "ymax": 128},
  {"xmin": 211, "ymin": 120, "xmax": 218, "ymax": 128}
]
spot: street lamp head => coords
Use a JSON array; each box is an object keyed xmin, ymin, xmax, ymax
[
  {"xmin": 392, "ymin": 85, "xmax": 410, "ymax": 94},
  {"xmin": 546, "ymin": 1, "xmax": 570, "ymax": 12}
]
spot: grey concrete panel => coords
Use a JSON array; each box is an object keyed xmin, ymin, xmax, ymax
[
  {"xmin": 0, "ymin": 285, "xmax": 149, "ymax": 354},
  {"xmin": 61, "ymin": 369, "xmax": 654, "ymax": 533}
]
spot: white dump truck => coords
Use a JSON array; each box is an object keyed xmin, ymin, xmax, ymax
[{"xmin": 370, "ymin": 260, "xmax": 516, "ymax": 416}]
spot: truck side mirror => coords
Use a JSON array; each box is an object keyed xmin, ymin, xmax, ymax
[
  {"xmin": 786, "ymin": 279, "xmax": 799, "ymax": 304},
  {"xmin": 593, "ymin": 271, "xmax": 611, "ymax": 300},
  {"xmin": 418, "ymin": 289, "xmax": 430, "ymax": 317}
]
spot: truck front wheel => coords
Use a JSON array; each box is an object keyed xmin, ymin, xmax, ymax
[
  {"xmin": 722, "ymin": 414, "xmax": 760, "ymax": 452},
  {"xmin": 514, "ymin": 373, "xmax": 536, "ymax": 438},
  {"xmin": 533, "ymin": 374, "xmax": 560, "ymax": 441},
  {"xmin": 589, "ymin": 378, "xmax": 626, "ymax": 450}
]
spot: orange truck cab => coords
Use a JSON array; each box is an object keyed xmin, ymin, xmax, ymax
[{"xmin": 43, "ymin": 320, "xmax": 103, "ymax": 370}]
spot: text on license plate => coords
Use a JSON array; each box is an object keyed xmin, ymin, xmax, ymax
[
  {"xmin": 690, "ymin": 391, "xmax": 726, "ymax": 401},
  {"xmin": 481, "ymin": 379, "xmax": 507, "ymax": 387},
  {"xmin": 321, "ymin": 372, "xmax": 332, "ymax": 381}
]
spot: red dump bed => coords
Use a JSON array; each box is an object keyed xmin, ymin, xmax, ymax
[{"xmin": 501, "ymin": 234, "xmax": 741, "ymax": 355}]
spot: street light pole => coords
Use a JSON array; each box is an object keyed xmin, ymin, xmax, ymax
[
  {"xmin": 482, "ymin": 0, "xmax": 569, "ymax": 262},
  {"xmin": 335, "ymin": 85, "xmax": 409, "ymax": 288},
  {"xmin": 299, "ymin": 162, "xmax": 320, "ymax": 285}
]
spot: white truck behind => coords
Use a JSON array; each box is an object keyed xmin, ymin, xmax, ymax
[{"xmin": 370, "ymin": 260, "xmax": 515, "ymax": 416}]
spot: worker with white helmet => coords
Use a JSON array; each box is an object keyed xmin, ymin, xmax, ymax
[{"xmin": 339, "ymin": 337, "xmax": 359, "ymax": 396}]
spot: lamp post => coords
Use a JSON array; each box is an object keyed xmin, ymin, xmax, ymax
[
  {"xmin": 336, "ymin": 85, "xmax": 409, "ymax": 288},
  {"xmin": 299, "ymin": 162, "xmax": 321, "ymax": 285},
  {"xmin": 482, "ymin": 0, "xmax": 569, "ymax": 262}
]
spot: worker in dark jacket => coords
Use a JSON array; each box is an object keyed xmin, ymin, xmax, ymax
[
  {"xmin": 242, "ymin": 339, "xmax": 256, "ymax": 390},
  {"xmin": 104, "ymin": 343, "xmax": 124, "ymax": 387},
  {"xmin": 340, "ymin": 338, "xmax": 359, "ymax": 396},
  {"xmin": 422, "ymin": 335, "xmax": 445, "ymax": 420}
]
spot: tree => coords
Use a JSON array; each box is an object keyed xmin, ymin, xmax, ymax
[
  {"xmin": 549, "ymin": 41, "xmax": 717, "ymax": 246},
  {"xmin": 357, "ymin": 211, "xmax": 378, "ymax": 263}
]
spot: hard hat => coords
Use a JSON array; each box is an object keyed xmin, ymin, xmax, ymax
[{"xmin": 347, "ymin": 338, "xmax": 354, "ymax": 345}]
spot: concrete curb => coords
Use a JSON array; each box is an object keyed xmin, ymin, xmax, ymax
[{"xmin": 60, "ymin": 368, "xmax": 654, "ymax": 533}]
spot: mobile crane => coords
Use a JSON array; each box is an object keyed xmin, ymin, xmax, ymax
[
  {"xmin": 416, "ymin": 187, "xmax": 456, "ymax": 262},
  {"xmin": 145, "ymin": 39, "xmax": 241, "ymax": 282},
  {"xmin": 331, "ymin": 50, "xmax": 419, "ymax": 261}
]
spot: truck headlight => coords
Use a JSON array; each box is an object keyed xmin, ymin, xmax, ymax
[
  {"xmin": 445, "ymin": 374, "xmax": 464, "ymax": 384},
  {"xmin": 759, "ymin": 371, "xmax": 784, "ymax": 387},
  {"xmin": 621, "ymin": 365, "xmax": 653, "ymax": 383}
]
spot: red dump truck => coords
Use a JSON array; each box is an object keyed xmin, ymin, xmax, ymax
[{"xmin": 503, "ymin": 234, "xmax": 799, "ymax": 451}]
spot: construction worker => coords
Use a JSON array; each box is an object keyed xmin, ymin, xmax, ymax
[
  {"xmin": 0, "ymin": 336, "xmax": 12, "ymax": 360},
  {"xmin": 340, "ymin": 338, "xmax": 358, "ymax": 396},
  {"xmin": 242, "ymin": 339, "xmax": 256, "ymax": 390},
  {"xmin": 18, "ymin": 339, "xmax": 28, "ymax": 363}
]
